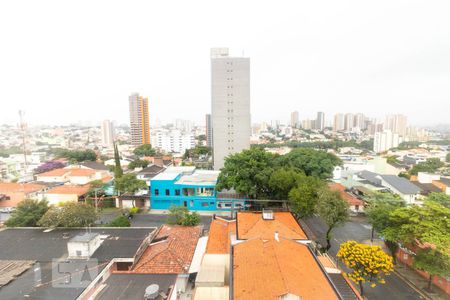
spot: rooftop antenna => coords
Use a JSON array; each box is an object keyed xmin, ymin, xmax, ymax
[{"xmin": 18, "ymin": 110, "xmax": 28, "ymax": 170}]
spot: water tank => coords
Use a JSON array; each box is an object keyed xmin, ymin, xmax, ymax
[{"xmin": 144, "ymin": 284, "xmax": 159, "ymax": 300}]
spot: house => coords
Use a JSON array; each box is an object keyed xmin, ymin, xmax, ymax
[
  {"xmin": 379, "ymin": 175, "xmax": 422, "ymax": 204},
  {"xmin": 150, "ymin": 167, "xmax": 245, "ymax": 211},
  {"xmin": 329, "ymin": 182, "xmax": 365, "ymax": 214},
  {"xmin": 136, "ymin": 164, "xmax": 165, "ymax": 186},
  {"xmin": 45, "ymin": 184, "xmax": 91, "ymax": 205},
  {"xmin": 0, "ymin": 183, "xmax": 47, "ymax": 208},
  {"xmin": 432, "ymin": 177, "xmax": 450, "ymax": 195},
  {"xmin": 36, "ymin": 166, "xmax": 110, "ymax": 185}
]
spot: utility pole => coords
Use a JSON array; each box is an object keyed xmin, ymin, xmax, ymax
[{"xmin": 18, "ymin": 110, "xmax": 28, "ymax": 170}]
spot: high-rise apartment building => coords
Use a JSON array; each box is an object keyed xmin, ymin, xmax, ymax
[
  {"xmin": 373, "ymin": 130, "xmax": 401, "ymax": 153},
  {"xmin": 353, "ymin": 113, "xmax": 366, "ymax": 131},
  {"xmin": 344, "ymin": 113, "xmax": 354, "ymax": 131},
  {"xmin": 101, "ymin": 119, "xmax": 115, "ymax": 148},
  {"xmin": 211, "ymin": 48, "xmax": 250, "ymax": 170},
  {"xmin": 206, "ymin": 114, "xmax": 213, "ymax": 148},
  {"xmin": 129, "ymin": 93, "xmax": 150, "ymax": 146},
  {"xmin": 290, "ymin": 111, "xmax": 299, "ymax": 128},
  {"xmin": 333, "ymin": 113, "xmax": 345, "ymax": 131},
  {"xmin": 316, "ymin": 112, "xmax": 325, "ymax": 131},
  {"xmin": 384, "ymin": 114, "xmax": 407, "ymax": 136},
  {"xmin": 150, "ymin": 129, "xmax": 195, "ymax": 153}
]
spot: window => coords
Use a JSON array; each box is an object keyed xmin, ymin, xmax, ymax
[
  {"xmin": 197, "ymin": 187, "xmax": 214, "ymax": 196},
  {"xmin": 165, "ymin": 189, "xmax": 170, "ymax": 196},
  {"xmin": 154, "ymin": 189, "xmax": 159, "ymax": 196},
  {"xmin": 190, "ymin": 200, "xmax": 194, "ymax": 207},
  {"xmin": 175, "ymin": 189, "xmax": 180, "ymax": 196},
  {"xmin": 201, "ymin": 202, "xmax": 209, "ymax": 207},
  {"xmin": 182, "ymin": 188, "xmax": 195, "ymax": 196}
]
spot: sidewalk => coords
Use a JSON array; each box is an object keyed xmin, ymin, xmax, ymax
[{"xmin": 395, "ymin": 262, "xmax": 450, "ymax": 300}]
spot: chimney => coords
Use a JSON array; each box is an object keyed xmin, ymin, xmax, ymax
[
  {"xmin": 274, "ymin": 231, "xmax": 279, "ymax": 242},
  {"xmin": 262, "ymin": 209, "xmax": 274, "ymax": 220}
]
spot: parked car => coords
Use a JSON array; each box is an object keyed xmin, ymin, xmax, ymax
[{"xmin": 0, "ymin": 207, "xmax": 16, "ymax": 213}]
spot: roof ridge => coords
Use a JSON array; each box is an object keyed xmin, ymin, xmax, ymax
[
  {"xmin": 271, "ymin": 239, "xmax": 291, "ymax": 296},
  {"xmin": 134, "ymin": 241, "xmax": 169, "ymax": 269}
]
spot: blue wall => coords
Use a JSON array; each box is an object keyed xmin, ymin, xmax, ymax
[{"xmin": 150, "ymin": 175, "xmax": 244, "ymax": 211}]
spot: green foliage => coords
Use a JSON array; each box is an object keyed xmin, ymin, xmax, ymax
[
  {"xmin": 288, "ymin": 175, "xmax": 323, "ymax": 218},
  {"xmin": 113, "ymin": 143, "xmax": 123, "ymax": 179},
  {"xmin": 316, "ymin": 187, "xmax": 349, "ymax": 251},
  {"xmin": 114, "ymin": 173, "xmax": 147, "ymax": 195},
  {"xmin": 128, "ymin": 207, "xmax": 140, "ymax": 214},
  {"xmin": 269, "ymin": 168, "xmax": 304, "ymax": 200},
  {"xmin": 409, "ymin": 158, "xmax": 445, "ymax": 175},
  {"xmin": 167, "ymin": 205, "xmax": 200, "ymax": 226},
  {"xmin": 128, "ymin": 159, "xmax": 149, "ymax": 170},
  {"xmin": 446, "ymin": 153, "xmax": 450, "ymax": 163},
  {"xmin": 38, "ymin": 202, "xmax": 97, "ymax": 227},
  {"xmin": 5, "ymin": 199, "xmax": 49, "ymax": 227},
  {"xmin": 52, "ymin": 148, "xmax": 97, "ymax": 162},
  {"xmin": 413, "ymin": 248, "xmax": 450, "ymax": 290},
  {"xmin": 253, "ymin": 139, "xmax": 374, "ymax": 152},
  {"xmin": 426, "ymin": 192, "xmax": 450, "ymax": 208},
  {"xmin": 0, "ymin": 146, "xmax": 23, "ymax": 158},
  {"xmin": 280, "ymin": 148, "xmax": 342, "ymax": 179},
  {"xmin": 133, "ymin": 144, "xmax": 156, "ymax": 157},
  {"xmin": 216, "ymin": 148, "xmax": 278, "ymax": 199},
  {"xmin": 105, "ymin": 215, "xmax": 131, "ymax": 227},
  {"xmin": 183, "ymin": 146, "xmax": 211, "ymax": 160},
  {"xmin": 366, "ymin": 193, "xmax": 405, "ymax": 233}
]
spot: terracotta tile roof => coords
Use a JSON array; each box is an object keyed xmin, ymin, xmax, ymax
[
  {"xmin": 132, "ymin": 225, "xmax": 201, "ymax": 274},
  {"xmin": 37, "ymin": 168, "xmax": 70, "ymax": 177},
  {"xmin": 329, "ymin": 182, "xmax": 364, "ymax": 206},
  {"xmin": 237, "ymin": 212, "xmax": 307, "ymax": 240},
  {"xmin": 206, "ymin": 218, "xmax": 236, "ymax": 254},
  {"xmin": 0, "ymin": 183, "xmax": 46, "ymax": 193},
  {"xmin": 233, "ymin": 239, "xmax": 340, "ymax": 300},
  {"xmin": 100, "ymin": 176, "xmax": 113, "ymax": 183},
  {"xmin": 46, "ymin": 184, "xmax": 91, "ymax": 196}
]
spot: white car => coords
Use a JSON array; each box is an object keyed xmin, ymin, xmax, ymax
[{"xmin": 0, "ymin": 207, "xmax": 15, "ymax": 213}]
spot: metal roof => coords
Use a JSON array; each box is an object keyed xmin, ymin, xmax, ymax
[{"xmin": 381, "ymin": 175, "xmax": 422, "ymax": 195}]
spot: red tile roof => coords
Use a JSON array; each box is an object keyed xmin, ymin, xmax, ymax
[
  {"xmin": 233, "ymin": 238, "xmax": 339, "ymax": 300},
  {"xmin": 132, "ymin": 225, "xmax": 201, "ymax": 274},
  {"xmin": 237, "ymin": 212, "xmax": 307, "ymax": 240},
  {"xmin": 206, "ymin": 218, "xmax": 236, "ymax": 254},
  {"xmin": 46, "ymin": 184, "xmax": 91, "ymax": 196},
  {"xmin": 0, "ymin": 183, "xmax": 46, "ymax": 193},
  {"xmin": 329, "ymin": 182, "xmax": 364, "ymax": 206},
  {"xmin": 37, "ymin": 168, "xmax": 96, "ymax": 177},
  {"xmin": 37, "ymin": 168, "xmax": 70, "ymax": 177},
  {"xmin": 67, "ymin": 169, "xmax": 96, "ymax": 176}
]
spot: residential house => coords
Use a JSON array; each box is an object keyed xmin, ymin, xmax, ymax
[
  {"xmin": 379, "ymin": 175, "xmax": 422, "ymax": 204},
  {"xmin": 45, "ymin": 184, "xmax": 91, "ymax": 205},
  {"xmin": 0, "ymin": 183, "xmax": 47, "ymax": 208},
  {"xmin": 329, "ymin": 182, "xmax": 365, "ymax": 214}
]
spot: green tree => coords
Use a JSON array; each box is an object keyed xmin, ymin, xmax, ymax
[
  {"xmin": 446, "ymin": 153, "xmax": 450, "ymax": 163},
  {"xmin": 216, "ymin": 148, "xmax": 278, "ymax": 199},
  {"xmin": 316, "ymin": 187, "xmax": 349, "ymax": 251},
  {"xmin": 280, "ymin": 148, "xmax": 341, "ymax": 179},
  {"xmin": 269, "ymin": 168, "xmax": 304, "ymax": 200},
  {"xmin": 337, "ymin": 241, "xmax": 393, "ymax": 296},
  {"xmin": 413, "ymin": 248, "xmax": 450, "ymax": 292},
  {"xmin": 426, "ymin": 192, "xmax": 450, "ymax": 208},
  {"xmin": 114, "ymin": 173, "xmax": 147, "ymax": 195},
  {"xmin": 113, "ymin": 142, "xmax": 123, "ymax": 179},
  {"xmin": 288, "ymin": 174, "xmax": 323, "ymax": 218},
  {"xmin": 133, "ymin": 144, "xmax": 156, "ymax": 157},
  {"xmin": 128, "ymin": 159, "xmax": 149, "ymax": 170},
  {"xmin": 105, "ymin": 215, "xmax": 131, "ymax": 227},
  {"xmin": 167, "ymin": 205, "xmax": 200, "ymax": 226},
  {"xmin": 5, "ymin": 199, "xmax": 49, "ymax": 227},
  {"xmin": 38, "ymin": 202, "xmax": 97, "ymax": 227},
  {"xmin": 409, "ymin": 158, "xmax": 445, "ymax": 175}
]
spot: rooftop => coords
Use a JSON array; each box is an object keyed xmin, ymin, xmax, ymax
[
  {"xmin": 236, "ymin": 211, "xmax": 308, "ymax": 240},
  {"xmin": 381, "ymin": 175, "xmax": 422, "ymax": 195},
  {"xmin": 69, "ymin": 232, "xmax": 99, "ymax": 243},
  {"xmin": 132, "ymin": 225, "xmax": 201, "ymax": 274},
  {"xmin": 80, "ymin": 161, "xmax": 109, "ymax": 171},
  {"xmin": 175, "ymin": 170, "xmax": 220, "ymax": 186},
  {"xmin": 0, "ymin": 183, "xmax": 46, "ymax": 193},
  {"xmin": 151, "ymin": 172, "xmax": 181, "ymax": 181},
  {"xmin": 329, "ymin": 183, "xmax": 364, "ymax": 206},
  {"xmin": 36, "ymin": 168, "xmax": 71, "ymax": 177},
  {"xmin": 233, "ymin": 238, "xmax": 340, "ymax": 300},
  {"xmin": 46, "ymin": 184, "xmax": 91, "ymax": 196},
  {"xmin": 205, "ymin": 218, "xmax": 236, "ymax": 254}
]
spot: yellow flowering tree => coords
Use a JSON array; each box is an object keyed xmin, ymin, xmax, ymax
[{"xmin": 337, "ymin": 240, "xmax": 394, "ymax": 296}]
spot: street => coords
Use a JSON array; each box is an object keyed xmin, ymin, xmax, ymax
[{"xmin": 303, "ymin": 215, "xmax": 425, "ymax": 300}]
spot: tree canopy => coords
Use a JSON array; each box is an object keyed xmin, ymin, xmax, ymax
[
  {"xmin": 113, "ymin": 142, "xmax": 123, "ymax": 179},
  {"xmin": 52, "ymin": 148, "xmax": 97, "ymax": 162},
  {"xmin": 38, "ymin": 202, "xmax": 97, "ymax": 227},
  {"xmin": 288, "ymin": 174, "xmax": 323, "ymax": 218},
  {"xmin": 128, "ymin": 158, "xmax": 149, "ymax": 170},
  {"xmin": 133, "ymin": 144, "xmax": 156, "ymax": 157},
  {"xmin": 34, "ymin": 161, "xmax": 65, "ymax": 174},
  {"xmin": 5, "ymin": 199, "xmax": 49, "ymax": 227},
  {"xmin": 426, "ymin": 192, "xmax": 450, "ymax": 208},
  {"xmin": 409, "ymin": 158, "xmax": 445, "ymax": 175},
  {"xmin": 114, "ymin": 173, "xmax": 147, "ymax": 195},
  {"xmin": 167, "ymin": 205, "xmax": 200, "ymax": 226}
]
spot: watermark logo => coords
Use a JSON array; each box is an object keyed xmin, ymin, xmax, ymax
[{"xmin": 52, "ymin": 259, "xmax": 99, "ymax": 288}]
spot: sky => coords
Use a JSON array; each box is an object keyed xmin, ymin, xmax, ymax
[{"xmin": 0, "ymin": 0, "xmax": 449, "ymax": 127}]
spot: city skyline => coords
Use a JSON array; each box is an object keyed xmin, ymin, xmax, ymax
[{"xmin": 1, "ymin": 1, "xmax": 450, "ymax": 127}]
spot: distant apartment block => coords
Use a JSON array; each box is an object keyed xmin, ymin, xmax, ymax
[
  {"xmin": 150, "ymin": 129, "xmax": 195, "ymax": 154},
  {"xmin": 290, "ymin": 111, "xmax": 299, "ymax": 128},
  {"xmin": 384, "ymin": 114, "xmax": 407, "ymax": 136},
  {"xmin": 129, "ymin": 93, "xmax": 150, "ymax": 146},
  {"xmin": 373, "ymin": 130, "xmax": 401, "ymax": 153},
  {"xmin": 211, "ymin": 48, "xmax": 250, "ymax": 170},
  {"xmin": 316, "ymin": 111, "xmax": 325, "ymax": 131},
  {"xmin": 101, "ymin": 119, "xmax": 115, "ymax": 148},
  {"xmin": 333, "ymin": 113, "xmax": 345, "ymax": 131},
  {"xmin": 205, "ymin": 114, "xmax": 213, "ymax": 148}
]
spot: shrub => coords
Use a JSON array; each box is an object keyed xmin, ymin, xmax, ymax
[{"xmin": 105, "ymin": 215, "xmax": 131, "ymax": 227}]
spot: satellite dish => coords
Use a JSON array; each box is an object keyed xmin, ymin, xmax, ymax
[{"xmin": 144, "ymin": 284, "xmax": 159, "ymax": 300}]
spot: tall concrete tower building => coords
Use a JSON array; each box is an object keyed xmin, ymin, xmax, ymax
[
  {"xmin": 205, "ymin": 114, "xmax": 213, "ymax": 148},
  {"xmin": 333, "ymin": 113, "xmax": 345, "ymax": 131},
  {"xmin": 211, "ymin": 48, "xmax": 250, "ymax": 170},
  {"xmin": 316, "ymin": 112, "xmax": 325, "ymax": 131},
  {"xmin": 101, "ymin": 119, "xmax": 115, "ymax": 147},
  {"xmin": 129, "ymin": 93, "xmax": 150, "ymax": 146},
  {"xmin": 290, "ymin": 111, "xmax": 299, "ymax": 128}
]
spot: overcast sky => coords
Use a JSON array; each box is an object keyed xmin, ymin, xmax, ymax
[{"xmin": 0, "ymin": 0, "xmax": 449, "ymax": 127}]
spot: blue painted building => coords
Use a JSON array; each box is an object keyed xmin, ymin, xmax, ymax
[{"xmin": 150, "ymin": 167, "xmax": 245, "ymax": 211}]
